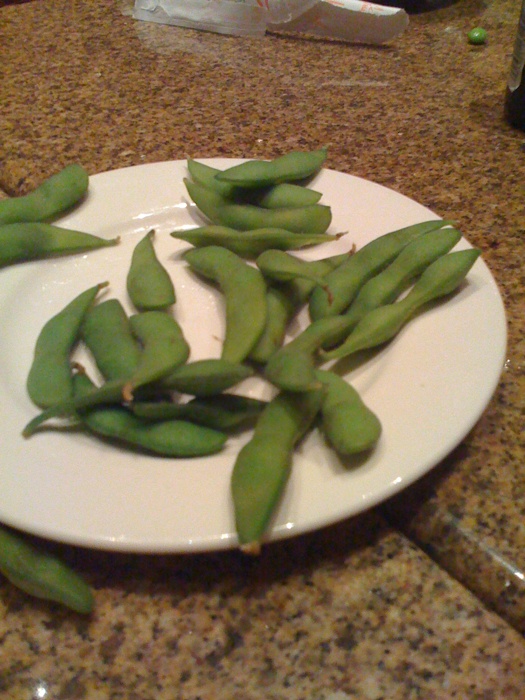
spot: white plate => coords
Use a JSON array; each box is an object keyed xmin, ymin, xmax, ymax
[{"xmin": 0, "ymin": 160, "xmax": 507, "ymax": 553}]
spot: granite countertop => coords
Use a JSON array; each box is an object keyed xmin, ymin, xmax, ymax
[{"xmin": 1, "ymin": 0, "xmax": 524, "ymax": 697}]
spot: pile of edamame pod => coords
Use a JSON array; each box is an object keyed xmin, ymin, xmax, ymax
[{"xmin": 0, "ymin": 149, "xmax": 481, "ymax": 611}]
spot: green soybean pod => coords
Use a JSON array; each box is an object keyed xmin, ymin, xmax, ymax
[
  {"xmin": 73, "ymin": 372, "xmax": 227, "ymax": 457},
  {"xmin": 26, "ymin": 282, "xmax": 108, "ymax": 408},
  {"xmin": 215, "ymin": 149, "xmax": 328, "ymax": 188},
  {"xmin": 81, "ymin": 299, "xmax": 141, "ymax": 381},
  {"xmin": 249, "ymin": 286, "xmax": 296, "ymax": 364},
  {"xmin": 0, "ymin": 223, "xmax": 119, "ymax": 267},
  {"xmin": 132, "ymin": 394, "xmax": 267, "ymax": 430},
  {"xmin": 264, "ymin": 315, "xmax": 354, "ymax": 392},
  {"xmin": 187, "ymin": 159, "xmax": 240, "ymax": 198},
  {"xmin": 309, "ymin": 219, "xmax": 452, "ymax": 321},
  {"xmin": 0, "ymin": 523, "xmax": 94, "ymax": 614},
  {"xmin": 256, "ymin": 249, "xmax": 333, "ymax": 287},
  {"xmin": 216, "ymin": 202, "xmax": 332, "ymax": 235},
  {"xmin": 187, "ymin": 160, "xmax": 322, "ymax": 207},
  {"xmin": 183, "ymin": 246, "xmax": 267, "ymax": 364},
  {"xmin": 315, "ymin": 369, "xmax": 381, "ymax": 455},
  {"xmin": 171, "ymin": 226, "xmax": 339, "ymax": 258},
  {"xmin": 184, "ymin": 178, "xmax": 228, "ymax": 224},
  {"xmin": 322, "ymin": 248, "xmax": 482, "ymax": 362},
  {"xmin": 250, "ymin": 249, "xmax": 356, "ymax": 364},
  {"xmin": 24, "ymin": 309, "xmax": 191, "ymax": 433},
  {"xmin": 124, "ymin": 311, "xmax": 190, "ymax": 400},
  {"xmin": 231, "ymin": 388, "xmax": 324, "ymax": 554},
  {"xmin": 23, "ymin": 376, "xmax": 127, "ymax": 437},
  {"xmin": 343, "ymin": 227, "xmax": 462, "ymax": 329},
  {"xmin": 184, "ymin": 177, "xmax": 332, "ymax": 234},
  {"xmin": 161, "ymin": 358, "xmax": 254, "ymax": 396},
  {"xmin": 0, "ymin": 164, "xmax": 89, "ymax": 226},
  {"xmin": 253, "ymin": 183, "xmax": 322, "ymax": 209},
  {"xmin": 283, "ymin": 251, "xmax": 353, "ymax": 306},
  {"xmin": 127, "ymin": 230, "xmax": 176, "ymax": 311}
]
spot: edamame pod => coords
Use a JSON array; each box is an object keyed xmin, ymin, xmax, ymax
[
  {"xmin": 264, "ymin": 316, "xmax": 354, "ymax": 392},
  {"xmin": 124, "ymin": 311, "xmax": 190, "ymax": 400},
  {"xmin": 187, "ymin": 159, "xmax": 240, "ymax": 198},
  {"xmin": 251, "ymin": 250, "xmax": 355, "ymax": 365},
  {"xmin": 215, "ymin": 149, "xmax": 327, "ymax": 188},
  {"xmin": 231, "ymin": 388, "xmax": 324, "ymax": 554},
  {"xmin": 253, "ymin": 183, "xmax": 322, "ymax": 209},
  {"xmin": 184, "ymin": 178, "xmax": 332, "ymax": 234},
  {"xmin": 322, "ymin": 248, "xmax": 482, "ymax": 361},
  {"xmin": 127, "ymin": 230, "xmax": 176, "ymax": 311},
  {"xmin": 309, "ymin": 220, "xmax": 451, "ymax": 320},
  {"xmin": 184, "ymin": 178, "xmax": 227, "ymax": 224},
  {"xmin": 249, "ymin": 286, "xmax": 296, "ymax": 364},
  {"xmin": 343, "ymin": 227, "xmax": 462, "ymax": 330},
  {"xmin": 0, "ymin": 164, "xmax": 89, "ymax": 226},
  {"xmin": 0, "ymin": 223, "xmax": 118, "ymax": 267},
  {"xmin": 25, "ymin": 306, "xmax": 190, "ymax": 433},
  {"xmin": 256, "ymin": 248, "xmax": 333, "ymax": 288},
  {"xmin": 132, "ymin": 394, "xmax": 267, "ymax": 430},
  {"xmin": 24, "ymin": 377, "xmax": 130, "ymax": 437},
  {"xmin": 73, "ymin": 372, "xmax": 227, "ymax": 457},
  {"xmin": 27, "ymin": 282, "xmax": 108, "ymax": 408},
  {"xmin": 315, "ymin": 369, "xmax": 381, "ymax": 455},
  {"xmin": 0, "ymin": 523, "xmax": 93, "ymax": 614},
  {"xmin": 171, "ymin": 226, "xmax": 340, "ymax": 258},
  {"xmin": 282, "ymin": 251, "xmax": 354, "ymax": 307},
  {"xmin": 23, "ymin": 352, "xmax": 224, "ymax": 437},
  {"xmin": 187, "ymin": 160, "xmax": 322, "ymax": 207},
  {"xmin": 161, "ymin": 358, "xmax": 254, "ymax": 396},
  {"xmin": 183, "ymin": 246, "xmax": 267, "ymax": 364},
  {"xmin": 217, "ymin": 202, "xmax": 332, "ymax": 235},
  {"xmin": 81, "ymin": 299, "xmax": 141, "ymax": 380}
]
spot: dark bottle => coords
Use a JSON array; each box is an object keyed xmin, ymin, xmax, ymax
[{"xmin": 505, "ymin": 0, "xmax": 525, "ymax": 130}]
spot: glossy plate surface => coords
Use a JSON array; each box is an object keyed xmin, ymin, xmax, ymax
[{"xmin": 0, "ymin": 160, "xmax": 507, "ymax": 552}]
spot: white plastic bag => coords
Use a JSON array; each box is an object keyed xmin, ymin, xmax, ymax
[
  {"xmin": 133, "ymin": 0, "xmax": 409, "ymax": 43},
  {"xmin": 133, "ymin": 0, "xmax": 269, "ymax": 37}
]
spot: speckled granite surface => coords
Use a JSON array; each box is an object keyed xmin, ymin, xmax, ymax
[
  {"xmin": 2, "ymin": 513, "xmax": 525, "ymax": 698},
  {"xmin": 1, "ymin": 0, "xmax": 524, "ymax": 695}
]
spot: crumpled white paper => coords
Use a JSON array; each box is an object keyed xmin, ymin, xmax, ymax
[{"xmin": 133, "ymin": 0, "xmax": 409, "ymax": 43}]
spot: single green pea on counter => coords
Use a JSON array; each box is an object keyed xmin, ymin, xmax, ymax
[{"xmin": 467, "ymin": 27, "xmax": 487, "ymax": 45}]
